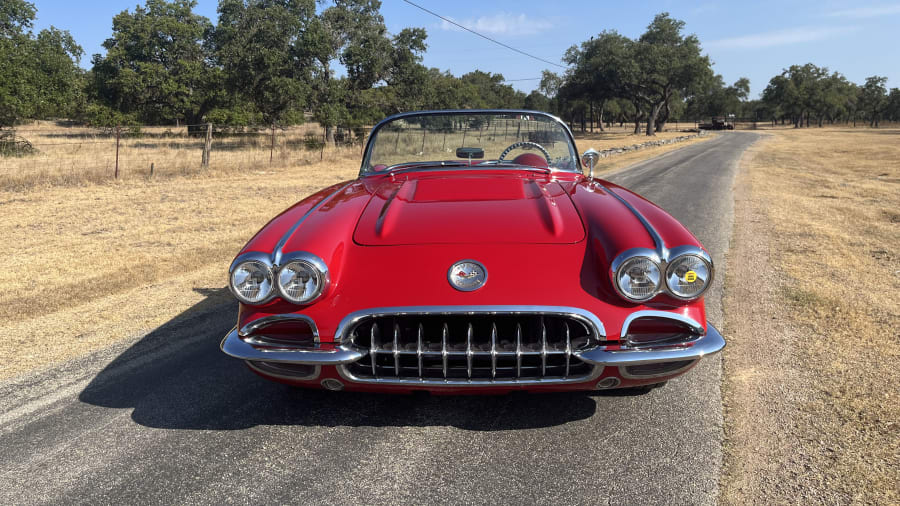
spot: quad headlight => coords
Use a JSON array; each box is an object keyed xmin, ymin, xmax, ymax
[
  {"xmin": 230, "ymin": 259, "xmax": 274, "ymax": 304},
  {"xmin": 277, "ymin": 257, "xmax": 327, "ymax": 304},
  {"xmin": 229, "ymin": 251, "xmax": 329, "ymax": 305},
  {"xmin": 611, "ymin": 247, "xmax": 714, "ymax": 303},
  {"xmin": 613, "ymin": 254, "xmax": 662, "ymax": 302},
  {"xmin": 665, "ymin": 253, "xmax": 712, "ymax": 300}
]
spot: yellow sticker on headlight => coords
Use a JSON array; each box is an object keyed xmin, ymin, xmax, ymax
[{"xmin": 685, "ymin": 271, "xmax": 697, "ymax": 283}]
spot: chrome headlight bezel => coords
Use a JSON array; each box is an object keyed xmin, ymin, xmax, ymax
[
  {"xmin": 275, "ymin": 252, "xmax": 329, "ymax": 305},
  {"xmin": 229, "ymin": 252, "xmax": 276, "ymax": 305},
  {"xmin": 610, "ymin": 246, "xmax": 714, "ymax": 303},
  {"xmin": 664, "ymin": 246, "xmax": 714, "ymax": 301},
  {"xmin": 228, "ymin": 251, "xmax": 330, "ymax": 306},
  {"xmin": 610, "ymin": 248, "xmax": 663, "ymax": 303}
]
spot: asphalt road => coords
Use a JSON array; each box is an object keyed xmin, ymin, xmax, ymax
[{"xmin": 0, "ymin": 132, "xmax": 758, "ymax": 505}]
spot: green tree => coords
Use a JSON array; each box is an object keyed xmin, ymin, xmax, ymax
[
  {"xmin": 0, "ymin": 0, "xmax": 83, "ymax": 126},
  {"xmin": 91, "ymin": 0, "xmax": 217, "ymax": 126},
  {"xmin": 858, "ymin": 75, "xmax": 888, "ymax": 127},
  {"xmin": 213, "ymin": 0, "xmax": 318, "ymax": 126},
  {"xmin": 562, "ymin": 30, "xmax": 636, "ymax": 132},
  {"xmin": 636, "ymin": 13, "xmax": 712, "ymax": 135},
  {"xmin": 886, "ymin": 88, "xmax": 900, "ymax": 122}
]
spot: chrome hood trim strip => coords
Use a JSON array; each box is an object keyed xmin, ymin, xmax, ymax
[
  {"xmin": 272, "ymin": 182, "xmax": 354, "ymax": 266},
  {"xmin": 593, "ymin": 181, "xmax": 667, "ymax": 258}
]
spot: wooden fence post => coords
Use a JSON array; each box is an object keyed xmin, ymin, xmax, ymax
[
  {"xmin": 201, "ymin": 122, "xmax": 212, "ymax": 167},
  {"xmin": 270, "ymin": 123, "xmax": 276, "ymax": 164},
  {"xmin": 114, "ymin": 125, "xmax": 120, "ymax": 179}
]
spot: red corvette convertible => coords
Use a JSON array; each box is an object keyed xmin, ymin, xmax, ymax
[{"xmin": 220, "ymin": 110, "xmax": 724, "ymax": 393}]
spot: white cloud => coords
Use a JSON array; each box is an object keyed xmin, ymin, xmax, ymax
[
  {"xmin": 705, "ymin": 26, "xmax": 858, "ymax": 50},
  {"xmin": 439, "ymin": 13, "xmax": 553, "ymax": 36},
  {"xmin": 826, "ymin": 4, "xmax": 900, "ymax": 18}
]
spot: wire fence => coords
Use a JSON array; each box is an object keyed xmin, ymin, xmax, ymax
[
  {"xmin": 0, "ymin": 117, "xmax": 595, "ymax": 186},
  {"xmin": 0, "ymin": 122, "xmax": 372, "ymax": 187}
]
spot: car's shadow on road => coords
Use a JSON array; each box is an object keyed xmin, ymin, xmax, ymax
[{"xmin": 79, "ymin": 288, "xmax": 621, "ymax": 432}]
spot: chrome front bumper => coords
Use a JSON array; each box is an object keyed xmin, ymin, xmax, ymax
[
  {"xmin": 219, "ymin": 322, "xmax": 725, "ymax": 368},
  {"xmin": 220, "ymin": 327, "xmax": 364, "ymax": 365},
  {"xmin": 575, "ymin": 323, "xmax": 725, "ymax": 367}
]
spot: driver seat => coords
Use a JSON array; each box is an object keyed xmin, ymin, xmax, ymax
[{"xmin": 511, "ymin": 152, "xmax": 549, "ymax": 169}]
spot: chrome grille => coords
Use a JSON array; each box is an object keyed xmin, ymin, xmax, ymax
[{"xmin": 344, "ymin": 313, "xmax": 599, "ymax": 382}]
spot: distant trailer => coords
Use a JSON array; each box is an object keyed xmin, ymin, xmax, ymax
[{"xmin": 699, "ymin": 117, "xmax": 734, "ymax": 130}]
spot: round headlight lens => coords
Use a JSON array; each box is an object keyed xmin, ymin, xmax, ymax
[
  {"xmin": 666, "ymin": 255, "xmax": 712, "ymax": 299},
  {"xmin": 615, "ymin": 256, "xmax": 661, "ymax": 302},
  {"xmin": 230, "ymin": 260, "xmax": 274, "ymax": 304},
  {"xmin": 277, "ymin": 260, "xmax": 324, "ymax": 303}
]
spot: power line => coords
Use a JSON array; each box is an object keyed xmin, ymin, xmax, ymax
[
  {"xmin": 504, "ymin": 77, "xmax": 542, "ymax": 82},
  {"xmin": 401, "ymin": 0, "xmax": 566, "ymax": 69}
]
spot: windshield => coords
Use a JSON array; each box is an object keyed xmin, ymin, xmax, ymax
[{"xmin": 361, "ymin": 111, "xmax": 580, "ymax": 174}]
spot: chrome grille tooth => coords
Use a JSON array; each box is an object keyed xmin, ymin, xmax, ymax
[
  {"xmin": 370, "ymin": 322, "xmax": 379, "ymax": 378},
  {"xmin": 466, "ymin": 322, "xmax": 474, "ymax": 379},
  {"xmin": 490, "ymin": 322, "xmax": 498, "ymax": 380},
  {"xmin": 515, "ymin": 323, "xmax": 522, "ymax": 378},
  {"xmin": 417, "ymin": 323, "xmax": 424, "ymax": 378},
  {"xmin": 393, "ymin": 322, "xmax": 400, "ymax": 377},
  {"xmin": 442, "ymin": 322, "xmax": 449, "ymax": 379},
  {"xmin": 345, "ymin": 312, "xmax": 598, "ymax": 384},
  {"xmin": 564, "ymin": 320, "xmax": 571, "ymax": 378},
  {"xmin": 540, "ymin": 316, "xmax": 547, "ymax": 377}
]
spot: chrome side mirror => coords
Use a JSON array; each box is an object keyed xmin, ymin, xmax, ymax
[{"xmin": 581, "ymin": 148, "xmax": 600, "ymax": 179}]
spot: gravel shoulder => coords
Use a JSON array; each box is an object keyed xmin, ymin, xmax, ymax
[{"xmin": 721, "ymin": 128, "xmax": 899, "ymax": 505}]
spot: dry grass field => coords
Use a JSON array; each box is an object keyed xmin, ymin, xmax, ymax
[
  {"xmin": 0, "ymin": 122, "xmax": 708, "ymax": 379},
  {"xmin": 722, "ymin": 127, "xmax": 899, "ymax": 504},
  {"xmin": 0, "ymin": 121, "xmax": 340, "ymax": 190},
  {"xmin": 1, "ymin": 121, "xmax": 700, "ymax": 190}
]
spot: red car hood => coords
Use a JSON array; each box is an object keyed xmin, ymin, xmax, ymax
[{"xmin": 353, "ymin": 172, "xmax": 586, "ymax": 245}]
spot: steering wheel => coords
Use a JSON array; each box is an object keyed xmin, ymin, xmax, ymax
[{"xmin": 498, "ymin": 141, "xmax": 551, "ymax": 165}]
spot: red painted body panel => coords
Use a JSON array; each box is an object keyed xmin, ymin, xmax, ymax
[
  {"xmin": 605, "ymin": 182, "xmax": 704, "ymax": 251},
  {"xmin": 354, "ymin": 171, "xmax": 584, "ymax": 245},
  {"xmin": 231, "ymin": 167, "xmax": 709, "ymax": 392},
  {"xmin": 235, "ymin": 169, "xmax": 705, "ymax": 338}
]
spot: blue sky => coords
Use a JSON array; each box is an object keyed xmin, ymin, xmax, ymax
[{"xmin": 30, "ymin": 0, "xmax": 900, "ymax": 98}]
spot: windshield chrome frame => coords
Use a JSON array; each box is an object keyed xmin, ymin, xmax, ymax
[{"xmin": 358, "ymin": 109, "xmax": 583, "ymax": 177}]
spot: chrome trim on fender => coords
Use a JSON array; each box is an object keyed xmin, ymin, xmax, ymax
[
  {"xmin": 220, "ymin": 327, "xmax": 364, "ymax": 365},
  {"xmin": 575, "ymin": 322, "xmax": 725, "ymax": 367},
  {"xmin": 239, "ymin": 314, "xmax": 320, "ymax": 339},
  {"xmin": 239, "ymin": 313, "xmax": 320, "ymax": 344},
  {"xmin": 334, "ymin": 305, "xmax": 607, "ymax": 343},
  {"xmin": 593, "ymin": 181, "xmax": 667, "ymax": 258},
  {"xmin": 271, "ymin": 182, "xmax": 353, "ymax": 266},
  {"xmin": 620, "ymin": 310, "xmax": 704, "ymax": 339}
]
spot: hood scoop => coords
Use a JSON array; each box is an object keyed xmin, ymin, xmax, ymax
[{"xmin": 354, "ymin": 174, "xmax": 585, "ymax": 245}]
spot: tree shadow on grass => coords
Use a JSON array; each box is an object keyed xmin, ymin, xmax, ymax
[{"xmin": 79, "ymin": 288, "xmax": 607, "ymax": 431}]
